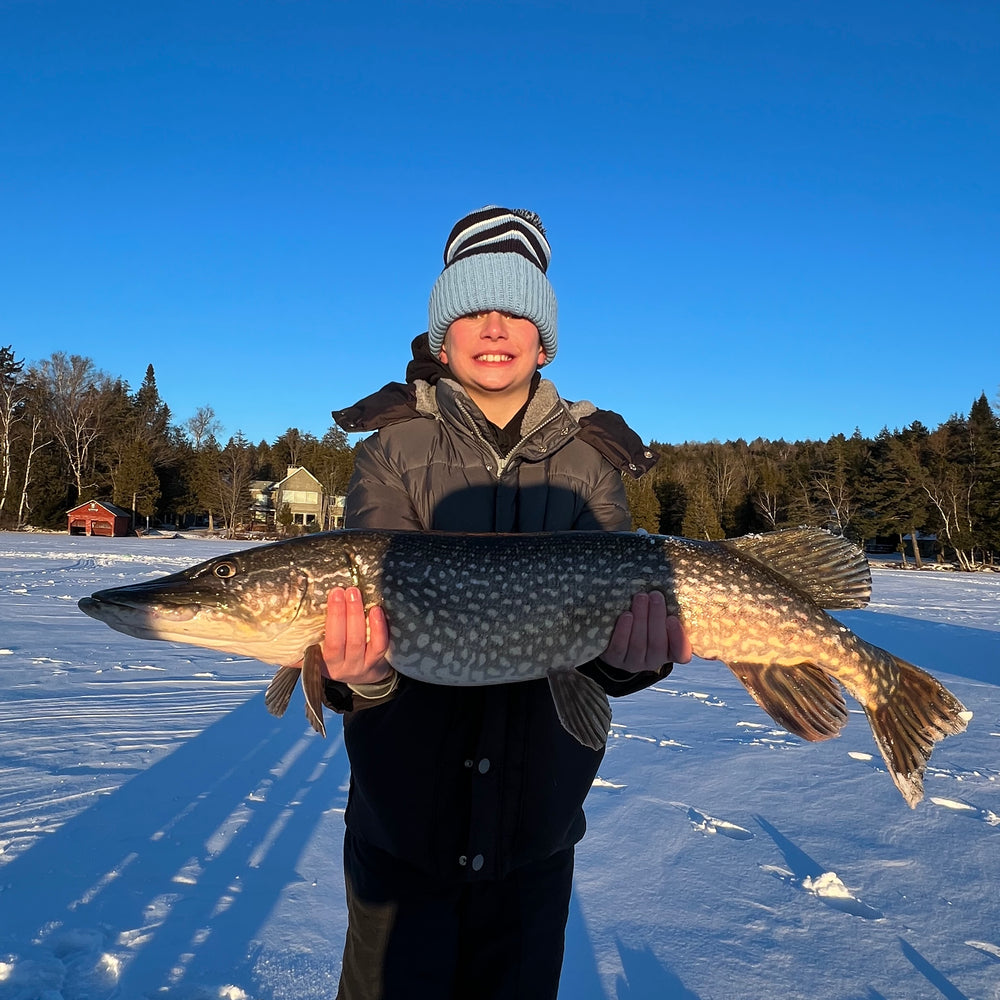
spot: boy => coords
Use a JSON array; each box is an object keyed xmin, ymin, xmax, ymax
[{"xmin": 322, "ymin": 206, "xmax": 690, "ymax": 999}]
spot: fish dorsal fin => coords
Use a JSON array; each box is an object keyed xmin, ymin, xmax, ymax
[
  {"xmin": 546, "ymin": 668, "xmax": 612, "ymax": 751},
  {"xmin": 722, "ymin": 527, "xmax": 872, "ymax": 610},
  {"xmin": 725, "ymin": 661, "xmax": 849, "ymax": 742}
]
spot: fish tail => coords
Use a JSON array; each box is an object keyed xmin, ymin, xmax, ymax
[{"xmin": 864, "ymin": 654, "xmax": 971, "ymax": 808}]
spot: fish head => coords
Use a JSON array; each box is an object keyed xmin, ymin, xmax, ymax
[{"xmin": 78, "ymin": 540, "xmax": 341, "ymax": 665}]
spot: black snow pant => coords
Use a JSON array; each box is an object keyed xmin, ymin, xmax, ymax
[{"xmin": 336, "ymin": 831, "xmax": 575, "ymax": 1000}]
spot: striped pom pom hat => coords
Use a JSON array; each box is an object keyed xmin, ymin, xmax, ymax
[{"xmin": 428, "ymin": 206, "xmax": 558, "ymax": 364}]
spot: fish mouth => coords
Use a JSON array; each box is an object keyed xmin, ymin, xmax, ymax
[{"xmin": 79, "ymin": 592, "xmax": 203, "ymax": 640}]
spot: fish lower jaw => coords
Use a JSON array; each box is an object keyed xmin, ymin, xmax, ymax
[
  {"xmin": 138, "ymin": 629, "xmax": 312, "ymax": 665},
  {"xmin": 85, "ymin": 608, "xmax": 313, "ymax": 663}
]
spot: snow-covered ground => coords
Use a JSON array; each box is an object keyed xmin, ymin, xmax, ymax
[{"xmin": 0, "ymin": 532, "xmax": 997, "ymax": 1000}]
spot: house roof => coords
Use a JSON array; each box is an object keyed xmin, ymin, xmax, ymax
[
  {"xmin": 66, "ymin": 500, "xmax": 133, "ymax": 518},
  {"xmin": 274, "ymin": 466, "xmax": 323, "ymax": 489}
]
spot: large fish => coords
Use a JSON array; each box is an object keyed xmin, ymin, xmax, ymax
[{"xmin": 78, "ymin": 527, "xmax": 971, "ymax": 807}]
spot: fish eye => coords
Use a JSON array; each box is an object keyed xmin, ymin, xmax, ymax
[{"xmin": 213, "ymin": 561, "xmax": 238, "ymax": 579}]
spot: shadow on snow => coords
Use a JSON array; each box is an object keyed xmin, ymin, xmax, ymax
[{"xmin": 0, "ymin": 693, "xmax": 349, "ymax": 996}]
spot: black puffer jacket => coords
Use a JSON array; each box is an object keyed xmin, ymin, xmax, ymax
[{"xmin": 328, "ymin": 337, "xmax": 664, "ymax": 882}]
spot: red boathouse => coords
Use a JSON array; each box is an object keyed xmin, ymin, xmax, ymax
[{"xmin": 66, "ymin": 501, "xmax": 133, "ymax": 537}]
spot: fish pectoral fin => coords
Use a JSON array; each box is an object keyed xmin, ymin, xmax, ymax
[
  {"xmin": 726, "ymin": 661, "xmax": 848, "ymax": 742},
  {"xmin": 546, "ymin": 668, "xmax": 612, "ymax": 751},
  {"xmin": 302, "ymin": 644, "xmax": 327, "ymax": 737},
  {"xmin": 265, "ymin": 665, "xmax": 301, "ymax": 718}
]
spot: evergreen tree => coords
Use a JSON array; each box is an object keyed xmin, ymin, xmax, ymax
[
  {"xmin": 883, "ymin": 423, "xmax": 933, "ymax": 566},
  {"xmin": 112, "ymin": 439, "xmax": 161, "ymax": 523},
  {"xmin": 681, "ymin": 467, "xmax": 724, "ymax": 540},
  {"xmin": 967, "ymin": 393, "xmax": 1000, "ymax": 560},
  {"xmin": 623, "ymin": 474, "xmax": 660, "ymax": 533},
  {"xmin": 132, "ymin": 365, "xmax": 171, "ymax": 456},
  {"xmin": 299, "ymin": 425, "xmax": 356, "ymax": 527},
  {"xmin": 277, "ymin": 502, "xmax": 294, "ymax": 537},
  {"xmin": 191, "ymin": 436, "xmax": 224, "ymax": 532},
  {"xmin": 254, "ymin": 439, "xmax": 278, "ymax": 483},
  {"xmin": 156, "ymin": 429, "xmax": 196, "ymax": 528},
  {"xmin": 272, "ymin": 427, "xmax": 311, "ymax": 471},
  {"xmin": 652, "ymin": 475, "xmax": 687, "ymax": 536}
]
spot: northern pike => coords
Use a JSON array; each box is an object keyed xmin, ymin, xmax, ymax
[{"xmin": 78, "ymin": 527, "xmax": 971, "ymax": 807}]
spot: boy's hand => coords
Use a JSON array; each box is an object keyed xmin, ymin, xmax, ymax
[
  {"xmin": 601, "ymin": 590, "xmax": 692, "ymax": 674},
  {"xmin": 320, "ymin": 587, "xmax": 392, "ymax": 685}
]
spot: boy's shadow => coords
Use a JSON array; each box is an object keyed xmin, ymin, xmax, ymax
[{"xmin": 0, "ymin": 693, "xmax": 350, "ymax": 994}]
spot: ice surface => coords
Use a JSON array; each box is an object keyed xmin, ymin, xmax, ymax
[{"xmin": 0, "ymin": 533, "xmax": 997, "ymax": 999}]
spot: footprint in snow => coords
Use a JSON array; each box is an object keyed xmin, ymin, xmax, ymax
[
  {"xmin": 847, "ymin": 750, "xmax": 884, "ymax": 778},
  {"xmin": 592, "ymin": 776, "xmax": 627, "ymax": 793},
  {"xmin": 651, "ymin": 685, "xmax": 726, "ymax": 708},
  {"xmin": 100, "ymin": 662, "xmax": 168, "ymax": 673},
  {"xmin": 929, "ymin": 796, "xmax": 1000, "ymax": 826},
  {"xmin": 760, "ymin": 865, "xmax": 884, "ymax": 919},
  {"xmin": 966, "ymin": 940, "xmax": 1000, "ymax": 962},
  {"xmin": 722, "ymin": 721, "xmax": 801, "ymax": 751},
  {"xmin": 669, "ymin": 801, "xmax": 754, "ymax": 840},
  {"xmin": 608, "ymin": 722, "xmax": 692, "ymax": 750}
]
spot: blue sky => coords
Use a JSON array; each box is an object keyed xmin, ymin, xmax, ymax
[{"xmin": 3, "ymin": 0, "xmax": 998, "ymax": 448}]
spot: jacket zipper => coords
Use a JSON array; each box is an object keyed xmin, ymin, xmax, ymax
[{"xmin": 456, "ymin": 399, "xmax": 565, "ymax": 479}]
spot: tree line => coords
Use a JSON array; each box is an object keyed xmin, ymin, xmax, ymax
[
  {"xmin": 624, "ymin": 391, "xmax": 1000, "ymax": 569},
  {"xmin": 0, "ymin": 348, "xmax": 354, "ymax": 538},
  {"xmin": 2, "ymin": 346, "xmax": 998, "ymax": 566}
]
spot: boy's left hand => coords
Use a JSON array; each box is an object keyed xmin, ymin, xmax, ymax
[{"xmin": 600, "ymin": 590, "xmax": 692, "ymax": 674}]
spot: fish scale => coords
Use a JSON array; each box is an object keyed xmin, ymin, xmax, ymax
[{"xmin": 78, "ymin": 526, "xmax": 971, "ymax": 807}]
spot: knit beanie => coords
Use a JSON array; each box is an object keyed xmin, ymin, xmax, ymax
[{"xmin": 427, "ymin": 206, "xmax": 558, "ymax": 364}]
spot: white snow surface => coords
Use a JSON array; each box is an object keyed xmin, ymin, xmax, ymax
[{"xmin": 0, "ymin": 532, "xmax": 998, "ymax": 1000}]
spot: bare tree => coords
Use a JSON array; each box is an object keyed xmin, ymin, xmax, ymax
[
  {"xmin": 812, "ymin": 472, "xmax": 854, "ymax": 536},
  {"xmin": 215, "ymin": 433, "xmax": 256, "ymax": 538},
  {"xmin": 32, "ymin": 353, "xmax": 113, "ymax": 503},
  {"xmin": 704, "ymin": 443, "xmax": 741, "ymax": 523},
  {"xmin": 273, "ymin": 427, "xmax": 308, "ymax": 471},
  {"xmin": 15, "ymin": 412, "xmax": 50, "ymax": 529},
  {"xmin": 921, "ymin": 426, "xmax": 976, "ymax": 570},
  {"xmin": 752, "ymin": 456, "xmax": 784, "ymax": 530},
  {"xmin": 185, "ymin": 405, "xmax": 222, "ymax": 449},
  {"xmin": 0, "ymin": 346, "xmax": 27, "ymax": 521}
]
